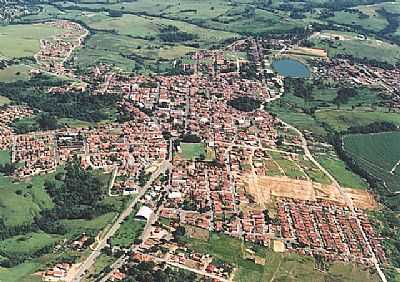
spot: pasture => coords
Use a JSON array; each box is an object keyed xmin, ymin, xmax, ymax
[
  {"xmin": 0, "ymin": 232, "xmax": 59, "ymax": 260},
  {"xmin": 315, "ymin": 110, "xmax": 400, "ymax": 132},
  {"xmin": 311, "ymin": 32, "xmax": 400, "ymax": 64},
  {"xmin": 0, "ymin": 24, "xmax": 62, "ymax": 59},
  {"xmin": 318, "ymin": 155, "xmax": 369, "ymax": 189},
  {"xmin": 343, "ymin": 132, "xmax": 400, "ymax": 192},
  {"xmin": 0, "ymin": 65, "xmax": 31, "ymax": 83}
]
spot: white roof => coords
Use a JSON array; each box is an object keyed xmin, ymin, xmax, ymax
[
  {"xmin": 135, "ymin": 206, "xmax": 153, "ymax": 220},
  {"xmin": 168, "ymin": 192, "xmax": 182, "ymax": 199}
]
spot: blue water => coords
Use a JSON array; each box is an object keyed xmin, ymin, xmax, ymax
[{"xmin": 272, "ymin": 59, "xmax": 310, "ymax": 78}]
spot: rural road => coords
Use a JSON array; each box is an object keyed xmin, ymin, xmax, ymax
[
  {"xmin": 279, "ymin": 120, "xmax": 387, "ymax": 282},
  {"xmin": 71, "ymin": 160, "xmax": 171, "ymax": 282}
]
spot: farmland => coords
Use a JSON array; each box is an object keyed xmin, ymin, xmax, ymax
[
  {"xmin": 343, "ymin": 132, "xmax": 400, "ymax": 193},
  {"xmin": 0, "ymin": 24, "xmax": 63, "ymax": 59}
]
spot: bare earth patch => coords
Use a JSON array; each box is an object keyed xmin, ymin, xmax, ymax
[{"xmin": 246, "ymin": 175, "xmax": 377, "ymax": 210}]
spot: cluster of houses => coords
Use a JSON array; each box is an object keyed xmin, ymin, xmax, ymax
[
  {"xmin": 277, "ymin": 199, "xmax": 386, "ymax": 266},
  {"xmin": 115, "ymin": 225, "xmax": 234, "ymax": 281},
  {"xmin": 0, "ymin": 105, "xmax": 33, "ymax": 150},
  {"xmin": 34, "ymin": 20, "xmax": 88, "ymax": 78}
]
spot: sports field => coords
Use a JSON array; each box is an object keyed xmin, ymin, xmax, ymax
[{"xmin": 343, "ymin": 132, "xmax": 400, "ymax": 192}]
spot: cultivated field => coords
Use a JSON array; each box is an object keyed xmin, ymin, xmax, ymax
[
  {"xmin": 343, "ymin": 132, "xmax": 400, "ymax": 193},
  {"xmin": 0, "ymin": 24, "xmax": 63, "ymax": 58}
]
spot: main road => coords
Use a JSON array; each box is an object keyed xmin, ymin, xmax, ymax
[{"xmin": 70, "ymin": 160, "xmax": 171, "ymax": 282}]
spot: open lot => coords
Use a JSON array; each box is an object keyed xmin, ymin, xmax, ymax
[
  {"xmin": 0, "ymin": 24, "xmax": 63, "ymax": 59},
  {"xmin": 246, "ymin": 175, "xmax": 376, "ymax": 210}
]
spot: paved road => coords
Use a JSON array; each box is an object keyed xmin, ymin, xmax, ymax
[{"xmin": 71, "ymin": 160, "xmax": 171, "ymax": 282}]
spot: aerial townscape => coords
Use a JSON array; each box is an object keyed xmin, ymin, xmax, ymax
[{"xmin": 0, "ymin": 0, "xmax": 400, "ymax": 282}]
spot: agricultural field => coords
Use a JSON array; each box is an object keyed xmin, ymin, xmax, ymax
[
  {"xmin": 316, "ymin": 110, "xmax": 400, "ymax": 132},
  {"xmin": 343, "ymin": 132, "xmax": 400, "ymax": 192},
  {"xmin": 310, "ymin": 31, "xmax": 400, "ymax": 64},
  {"xmin": 0, "ymin": 65, "xmax": 31, "ymax": 83},
  {"xmin": 328, "ymin": 10, "xmax": 388, "ymax": 32},
  {"xmin": 318, "ymin": 155, "xmax": 369, "ymax": 189},
  {"xmin": 0, "ymin": 24, "xmax": 63, "ymax": 59},
  {"xmin": 180, "ymin": 233, "xmax": 380, "ymax": 282}
]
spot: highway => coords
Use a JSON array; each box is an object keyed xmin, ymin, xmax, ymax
[{"xmin": 71, "ymin": 160, "xmax": 171, "ymax": 282}]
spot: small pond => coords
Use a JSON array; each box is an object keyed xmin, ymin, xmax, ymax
[{"xmin": 272, "ymin": 58, "xmax": 310, "ymax": 78}]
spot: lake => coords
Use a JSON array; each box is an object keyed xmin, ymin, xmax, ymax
[{"xmin": 272, "ymin": 58, "xmax": 310, "ymax": 78}]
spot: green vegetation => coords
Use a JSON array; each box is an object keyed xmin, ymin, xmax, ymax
[
  {"xmin": 180, "ymin": 233, "xmax": 379, "ymax": 282},
  {"xmin": 179, "ymin": 143, "xmax": 206, "ymax": 160},
  {"xmin": 111, "ymin": 214, "xmax": 145, "ymax": 247},
  {"xmin": 316, "ymin": 110, "xmax": 400, "ymax": 132},
  {"xmin": 0, "ymin": 24, "xmax": 62, "ymax": 59},
  {"xmin": 270, "ymin": 152, "xmax": 306, "ymax": 179},
  {"xmin": 343, "ymin": 132, "xmax": 400, "ymax": 193},
  {"xmin": 0, "ymin": 150, "xmax": 11, "ymax": 165},
  {"xmin": 318, "ymin": 155, "xmax": 369, "ymax": 189},
  {"xmin": 0, "ymin": 232, "xmax": 59, "ymax": 262},
  {"xmin": 0, "ymin": 65, "xmax": 31, "ymax": 83}
]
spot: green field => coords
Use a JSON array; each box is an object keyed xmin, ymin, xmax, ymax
[
  {"xmin": 318, "ymin": 155, "xmax": 369, "ymax": 189},
  {"xmin": 111, "ymin": 214, "xmax": 145, "ymax": 247},
  {"xmin": 180, "ymin": 233, "xmax": 380, "ymax": 282},
  {"xmin": 343, "ymin": 132, "xmax": 400, "ymax": 192},
  {"xmin": 0, "ymin": 232, "xmax": 60, "ymax": 260},
  {"xmin": 0, "ymin": 173, "xmax": 57, "ymax": 228},
  {"xmin": 0, "ymin": 24, "xmax": 63, "ymax": 58},
  {"xmin": 0, "ymin": 150, "xmax": 11, "ymax": 165},
  {"xmin": 0, "ymin": 65, "xmax": 31, "ymax": 83},
  {"xmin": 316, "ymin": 110, "xmax": 400, "ymax": 132},
  {"xmin": 311, "ymin": 31, "xmax": 400, "ymax": 64},
  {"xmin": 179, "ymin": 143, "xmax": 206, "ymax": 160}
]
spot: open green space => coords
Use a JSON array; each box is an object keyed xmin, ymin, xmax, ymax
[
  {"xmin": 318, "ymin": 155, "xmax": 369, "ymax": 189},
  {"xmin": 0, "ymin": 95, "xmax": 11, "ymax": 105},
  {"xmin": 310, "ymin": 31, "xmax": 400, "ymax": 64},
  {"xmin": 0, "ymin": 24, "xmax": 63, "ymax": 58},
  {"xmin": 0, "ymin": 232, "xmax": 60, "ymax": 260},
  {"xmin": 270, "ymin": 151, "xmax": 306, "ymax": 179},
  {"xmin": 328, "ymin": 10, "xmax": 388, "ymax": 32},
  {"xmin": 0, "ymin": 172, "xmax": 57, "ymax": 228},
  {"xmin": 111, "ymin": 214, "xmax": 145, "ymax": 247},
  {"xmin": 0, "ymin": 65, "xmax": 31, "ymax": 83},
  {"xmin": 316, "ymin": 110, "xmax": 400, "ymax": 132},
  {"xmin": 343, "ymin": 132, "xmax": 400, "ymax": 192},
  {"xmin": 180, "ymin": 233, "xmax": 380, "ymax": 282},
  {"xmin": 0, "ymin": 150, "xmax": 11, "ymax": 165},
  {"xmin": 0, "ymin": 261, "xmax": 41, "ymax": 282},
  {"xmin": 179, "ymin": 143, "xmax": 206, "ymax": 160}
]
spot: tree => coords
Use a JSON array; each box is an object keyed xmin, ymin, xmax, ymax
[{"xmin": 37, "ymin": 112, "xmax": 58, "ymax": 130}]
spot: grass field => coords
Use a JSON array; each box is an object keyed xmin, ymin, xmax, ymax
[
  {"xmin": 329, "ymin": 10, "xmax": 388, "ymax": 32},
  {"xmin": 0, "ymin": 24, "xmax": 63, "ymax": 59},
  {"xmin": 111, "ymin": 214, "xmax": 145, "ymax": 247},
  {"xmin": 0, "ymin": 172, "xmax": 57, "ymax": 228},
  {"xmin": 0, "ymin": 65, "xmax": 31, "ymax": 83},
  {"xmin": 316, "ymin": 110, "xmax": 400, "ymax": 132},
  {"xmin": 0, "ymin": 232, "xmax": 60, "ymax": 260},
  {"xmin": 343, "ymin": 132, "xmax": 400, "ymax": 192},
  {"xmin": 311, "ymin": 31, "xmax": 400, "ymax": 64},
  {"xmin": 318, "ymin": 155, "xmax": 369, "ymax": 189},
  {"xmin": 0, "ymin": 262, "xmax": 41, "ymax": 282},
  {"xmin": 180, "ymin": 233, "xmax": 380, "ymax": 282},
  {"xmin": 0, "ymin": 150, "xmax": 11, "ymax": 165},
  {"xmin": 179, "ymin": 143, "xmax": 206, "ymax": 160}
]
